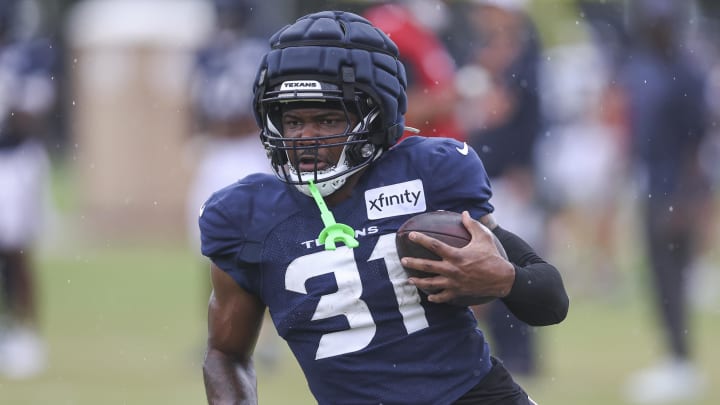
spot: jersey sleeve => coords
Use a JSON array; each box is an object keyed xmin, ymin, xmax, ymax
[
  {"xmin": 418, "ymin": 137, "xmax": 495, "ymax": 217},
  {"xmin": 199, "ymin": 189, "xmax": 262, "ymax": 295}
]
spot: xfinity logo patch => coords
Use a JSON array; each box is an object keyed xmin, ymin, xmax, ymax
[{"xmin": 365, "ymin": 180, "xmax": 426, "ymax": 220}]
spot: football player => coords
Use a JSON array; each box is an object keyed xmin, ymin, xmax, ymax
[
  {"xmin": 199, "ymin": 11, "xmax": 568, "ymax": 404},
  {"xmin": 0, "ymin": 0, "xmax": 55, "ymax": 379}
]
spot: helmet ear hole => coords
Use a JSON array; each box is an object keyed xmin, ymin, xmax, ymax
[
  {"xmin": 270, "ymin": 148, "xmax": 287, "ymax": 166},
  {"xmin": 346, "ymin": 143, "xmax": 376, "ymax": 165},
  {"xmin": 261, "ymin": 128, "xmax": 287, "ymax": 166}
]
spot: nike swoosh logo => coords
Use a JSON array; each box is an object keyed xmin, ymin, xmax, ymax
[{"xmin": 456, "ymin": 142, "xmax": 469, "ymax": 155}]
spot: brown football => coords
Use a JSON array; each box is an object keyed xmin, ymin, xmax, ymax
[
  {"xmin": 396, "ymin": 211, "xmax": 471, "ymax": 278},
  {"xmin": 395, "ymin": 210, "xmax": 507, "ymax": 303}
]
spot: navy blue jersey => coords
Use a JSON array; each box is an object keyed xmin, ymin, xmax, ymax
[
  {"xmin": 200, "ymin": 136, "xmax": 495, "ymax": 404},
  {"xmin": 0, "ymin": 38, "xmax": 57, "ymax": 148}
]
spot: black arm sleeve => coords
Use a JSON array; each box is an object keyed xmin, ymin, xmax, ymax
[{"xmin": 492, "ymin": 226, "xmax": 569, "ymax": 326}]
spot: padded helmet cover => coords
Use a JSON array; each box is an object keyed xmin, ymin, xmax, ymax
[{"xmin": 253, "ymin": 10, "xmax": 408, "ymax": 148}]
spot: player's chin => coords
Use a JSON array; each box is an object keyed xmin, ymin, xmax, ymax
[
  {"xmin": 298, "ymin": 162, "xmax": 329, "ymax": 172},
  {"xmin": 294, "ymin": 155, "xmax": 332, "ymax": 172}
]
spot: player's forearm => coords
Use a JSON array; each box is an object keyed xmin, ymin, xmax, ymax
[
  {"xmin": 502, "ymin": 262, "xmax": 569, "ymax": 325},
  {"xmin": 203, "ymin": 346, "xmax": 258, "ymax": 405},
  {"xmin": 492, "ymin": 226, "xmax": 569, "ymax": 326}
]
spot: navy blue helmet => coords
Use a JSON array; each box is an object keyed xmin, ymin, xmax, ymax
[{"xmin": 253, "ymin": 11, "xmax": 408, "ymax": 196}]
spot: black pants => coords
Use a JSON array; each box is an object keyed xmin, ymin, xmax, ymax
[
  {"xmin": 644, "ymin": 200, "xmax": 694, "ymax": 359},
  {"xmin": 454, "ymin": 357, "xmax": 537, "ymax": 405}
]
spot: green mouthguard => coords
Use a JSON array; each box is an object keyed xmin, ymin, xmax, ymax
[{"xmin": 307, "ymin": 180, "xmax": 359, "ymax": 250}]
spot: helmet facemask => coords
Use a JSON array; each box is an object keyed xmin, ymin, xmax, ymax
[{"xmin": 260, "ymin": 80, "xmax": 384, "ymax": 197}]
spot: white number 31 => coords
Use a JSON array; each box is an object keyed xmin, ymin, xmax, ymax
[{"xmin": 285, "ymin": 233, "xmax": 429, "ymax": 359}]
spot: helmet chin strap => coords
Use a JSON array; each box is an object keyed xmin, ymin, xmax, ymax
[
  {"xmin": 292, "ymin": 145, "xmax": 384, "ymax": 197},
  {"xmin": 293, "ymin": 168, "xmax": 350, "ymax": 197},
  {"xmin": 266, "ymin": 108, "xmax": 382, "ymax": 197},
  {"xmin": 291, "ymin": 148, "xmax": 375, "ymax": 197}
]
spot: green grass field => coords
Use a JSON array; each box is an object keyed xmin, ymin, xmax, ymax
[{"xmin": 0, "ymin": 240, "xmax": 716, "ymax": 404}]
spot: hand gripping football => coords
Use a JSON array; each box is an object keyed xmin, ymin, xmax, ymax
[{"xmin": 395, "ymin": 211, "xmax": 508, "ymax": 302}]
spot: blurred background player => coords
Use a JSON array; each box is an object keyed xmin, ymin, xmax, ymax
[
  {"xmin": 450, "ymin": 0, "xmax": 544, "ymax": 377},
  {"xmin": 534, "ymin": 0, "xmax": 629, "ymax": 299},
  {"xmin": 186, "ymin": 0, "xmax": 269, "ymax": 245},
  {"xmin": 363, "ymin": 0, "xmax": 465, "ymax": 141},
  {"xmin": 617, "ymin": 0, "xmax": 712, "ymax": 402},
  {"xmin": 688, "ymin": 0, "xmax": 720, "ymax": 313},
  {"xmin": 0, "ymin": 0, "xmax": 57, "ymax": 379},
  {"xmin": 185, "ymin": 0, "xmax": 279, "ymax": 369}
]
